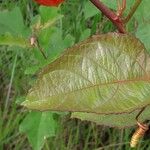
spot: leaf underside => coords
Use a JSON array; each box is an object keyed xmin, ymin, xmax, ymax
[
  {"xmin": 22, "ymin": 33, "xmax": 150, "ymax": 127},
  {"xmin": 72, "ymin": 105, "xmax": 150, "ymax": 128}
]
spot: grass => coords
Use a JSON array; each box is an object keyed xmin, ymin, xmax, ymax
[{"xmin": 0, "ymin": 0, "xmax": 150, "ymax": 150}]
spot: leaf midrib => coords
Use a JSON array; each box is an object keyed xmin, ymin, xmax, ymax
[{"xmin": 39, "ymin": 76, "xmax": 150, "ymax": 99}]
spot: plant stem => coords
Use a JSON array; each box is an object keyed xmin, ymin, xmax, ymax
[
  {"xmin": 30, "ymin": 35, "xmax": 47, "ymax": 59},
  {"xmin": 123, "ymin": 0, "xmax": 142, "ymax": 23},
  {"xmin": 95, "ymin": 142, "xmax": 130, "ymax": 150},
  {"xmin": 90, "ymin": 0, "xmax": 126, "ymax": 33},
  {"xmin": 3, "ymin": 54, "xmax": 17, "ymax": 119},
  {"xmin": 36, "ymin": 40, "xmax": 47, "ymax": 59}
]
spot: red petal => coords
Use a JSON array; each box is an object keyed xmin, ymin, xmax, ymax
[{"xmin": 34, "ymin": 0, "xmax": 64, "ymax": 6}]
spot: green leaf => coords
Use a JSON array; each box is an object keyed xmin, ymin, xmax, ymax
[
  {"xmin": 0, "ymin": 33, "xmax": 30, "ymax": 48},
  {"xmin": 39, "ymin": 6, "xmax": 61, "ymax": 23},
  {"xmin": 19, "ymin": 111, "xmax": 57, "ymax": 150},
  {"xmin": 80, "ymin": 29, "xmax": 91, "ymax": 41},
  {"xmin": 101, "ymin": 0, "xmax": 117, "ymax": 10},
  {"xmin": 135, "ymin": 0, "xmax": 150, "ymax": 51},
  {"xmin": 25, "ymin": 66, "xmax": 40, "ymax": 75},
  {"xmin": 136, "ymin": 23, "xmax": 150, "ymax": 51},
  {"xmin": 31, "ymin": 6, "xmax": 63, "ymax": 33},
  {"xmin": 22, "ymin": 33, "xmax": 150, "ymax": 115},
  {"xmin": 83, "ymin": 1, "xmax": 100, "ymax": 19},
  {"xmin": 0, "ymin": 7, "xmax": 30, "ymax": 37},
  {"xmin": 101, "ymin": 0, "xmax": 134, "ymax": 12},
  {"xmin": 71, "ymin": 105, "xmax": 150, "ymax": 128},
  {"xmin": 135, "ymin": 0, "xmax": 150, "ymax": 22},
  {"xmin": 40, "ymin": 27, "xmax": 75, "ymax": 61}
]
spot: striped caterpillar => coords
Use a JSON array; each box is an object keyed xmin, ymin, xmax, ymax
[
  {"xmin": 130, "ymin": 107, "xmax": 149, "ymax": 148},
  {"xmin": 130, "ymin": 121, "xmax": 149, "ymax": 148}
]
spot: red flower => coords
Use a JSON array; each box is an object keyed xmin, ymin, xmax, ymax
[{"xmin": 34, "ymin": 0, "xmax": 64, "ymax": 6}]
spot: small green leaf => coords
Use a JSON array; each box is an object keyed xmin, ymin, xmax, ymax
[
  {"xmin": 19, "ymin": 111, "xmax": 57, "ymax": 150},
  {"xmin": 83, "ymin": 1, "xmax": 100, "ymax": 19},
  {"xmin": 22, "ymin": 33, "xmax": 150, "ymax": 117},
  {"xmin": 40, "ymin": 27, "xmax": 75, "ymax": 61},
  {"xmin": 39, "ymin": 6, "xmax": 60, "ymax": 23},
  {"xmin": 0, "ymin": 33, "xmax": 30, "ymax": 48},
  {"xmin": 0, "ymin": 7, "xmax": 30, "ymax": 37}
]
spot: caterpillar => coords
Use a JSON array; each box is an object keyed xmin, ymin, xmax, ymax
[{"xmin": 130, "ymin": 121, "xmax": 149, "ymax": 148}]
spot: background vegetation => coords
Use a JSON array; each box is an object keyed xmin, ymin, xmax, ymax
[{"xmin": 0, "ymin": 0, "xmax": 150, "ymax": 149}]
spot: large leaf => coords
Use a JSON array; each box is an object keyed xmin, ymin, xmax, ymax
[
  {"xmin": 72, "ymin": 105, "xmax": 150, "ymax": 128},
  {"xmin": 22, "ymin": 33, "xmax": 150, "ymax": 114}
]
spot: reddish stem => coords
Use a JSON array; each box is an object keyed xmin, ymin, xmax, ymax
[{"xmin": 90, "ymin": 0, "xmax": 126, "ymax": 33}]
